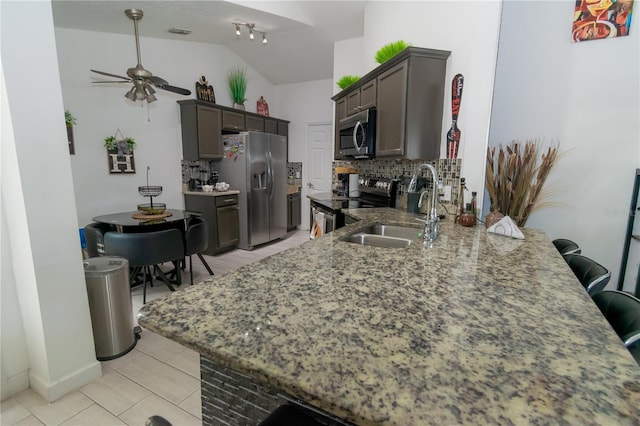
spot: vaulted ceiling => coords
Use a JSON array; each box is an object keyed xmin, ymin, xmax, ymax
[{"xmin": 51, "ymin": 0, "xmax": 368, "ymax": 85}]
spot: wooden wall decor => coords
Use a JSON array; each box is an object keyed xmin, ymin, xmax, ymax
[
  {"xmin": 105, "ymin": 129, "xmax": 136, "ymax": 174},
  {"xmin": 196, "ymin": 75, "xmax": 216, "ymax": 103}
]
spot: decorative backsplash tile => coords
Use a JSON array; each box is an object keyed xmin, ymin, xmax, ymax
[
  {"xmin": 181, "ymin": 159, "xmax": 303, "ymax": 186},
  {"xmin": 333, "ymin": 158, "xmax": 464, "ymax": 213}
]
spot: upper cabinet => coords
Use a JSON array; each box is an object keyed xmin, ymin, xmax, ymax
[
  {"xmin": 179, "ymin": 102, "xmax": 223, "ymax": 160},
  {"xmin": 179, "ymin": 100, "xmax": 290, "ymax": 160},
  {"xmin": 332, "ymin": 47, "xmax": 450, "ymax": 160}
]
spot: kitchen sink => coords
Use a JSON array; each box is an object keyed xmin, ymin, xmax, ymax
[
  {"xmin": 346, "ymin": 233, "xmax": 413, "ymax": 248},
  {"xmin": 361, "ymin": 224, "xmax": 423, "ymax": 240},
  {"xmin": 341, "ymin": 223, "xmax": 422, "ymax": 248}
]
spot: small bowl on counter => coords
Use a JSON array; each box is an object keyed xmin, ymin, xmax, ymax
[
  {"xmin": 202, "ymin": 185, "xmax": 214, "ymax": 192},
  {"xmin": 215, "ymin": 182, "xmax": 230, "ymax": 191}
]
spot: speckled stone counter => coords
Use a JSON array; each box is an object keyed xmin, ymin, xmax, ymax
[{"xmin": 138, "ymin": 208, "xmax": 640, "ymax": 425}]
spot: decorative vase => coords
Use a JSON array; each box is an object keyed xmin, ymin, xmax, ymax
[
  {"xmin": 459, "ymin": 211, "xmax": 476, "ymax": 227},
  {"xmin": 233, "ymin": 102, "xmax": 245, "ymax": 110}
]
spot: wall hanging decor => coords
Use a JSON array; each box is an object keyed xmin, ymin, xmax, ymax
[
  {"xmin": 572, "ymin": 0, "xmax": 635, "ymax": 42},
  {"xmin": 256, "ymin": 96, "xmax": 269, "ymax": 116},
  {"xmin": 446, "ymin": 74, "xmax": 464, "ymax": 159},
  {"xmin": 65, "ymin": 110, "xmax": 76, "ymax": 155},
  {"xmin": 196, "ymin": 75, "xmax": 216, "ymax": 103},
  {"xmin": 105, "ymin": 129, "xmax": 136, "ymax": 174}
]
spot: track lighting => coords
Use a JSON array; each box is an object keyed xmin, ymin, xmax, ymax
[{"xmin": 232, "ymin": 22, "xmax": 267, "ymax": 45}]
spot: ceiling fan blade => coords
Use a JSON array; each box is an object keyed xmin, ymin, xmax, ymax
[
  {"xmin": 155, "ymin": 84, "xmax": 191, "ymax": 96},
  {"xmin": 92, "ymin": 81, "xmax": 133, "ymax": 84},
  {"xmin": 91, "ymin": 69, "xmax": 130, "ymax": 81},
  {"xmin": 147, "ymin": 75, "xmax": 169, "ymax": 86}
]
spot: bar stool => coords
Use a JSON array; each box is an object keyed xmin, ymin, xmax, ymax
[
  {"xmin": 592, "ymin": 290, "xmax": 640, "ymax": 364},
  {"xmin": 184, "ymin": 216, "xmax": 214, "ymax": 285},
  {"xmin": 564, "ymin": 253, "xmax": 611, "ymax": 296},
  {"xmin": 552, "ymin": 238, "xmax": 581, "ymax": 256},
  {"xmin": 104, "ymin": 228, "xmax": 184, "ymax": 303},
  {"xmin": 84, "ymin": 222, "xmax": 114, "ymax": 257}
]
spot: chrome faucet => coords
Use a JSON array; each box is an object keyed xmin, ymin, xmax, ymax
[{"xmin": 407, "ymin": 163, "xmax": 439, "ymax": 243}]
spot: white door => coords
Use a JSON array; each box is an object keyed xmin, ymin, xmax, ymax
[{"xmin": 303, "ymin": 123, "xmax": 333, "ymax": 229}]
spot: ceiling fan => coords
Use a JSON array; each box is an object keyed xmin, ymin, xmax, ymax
[{"xmin": 91, "ymin": 9, "xmax": 191, "ymax": 103}]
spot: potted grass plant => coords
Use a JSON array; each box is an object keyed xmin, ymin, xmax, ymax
[
  {"xmin": 337, "ymin": 75, "xmax": 360, "ymax": 90},
  {"xmin": 485, "ymin": 139, "xmax": 560, "ymax": 227},
  {"xmin": 228, "ymin": 66, "xmax": 247, "ymax": 110},
  {"xmin": 375, "ymin": 40, "xmax": 410, "ymax": 64}
]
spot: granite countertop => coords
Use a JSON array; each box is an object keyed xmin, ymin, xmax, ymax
[
  {"xmin": 138, "ymin": 208, "xmax": 640, "ymax": 425},
  {"xmin": 183, "ymin": 189, "xmax": 240, "ymax": 197}
]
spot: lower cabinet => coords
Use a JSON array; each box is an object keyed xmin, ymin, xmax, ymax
[
  {"xmin": 287, "ymin": 192, "xmax": 301, "ymax": 231},
  {"xmin": 185, "ymin": 194, "xmax": 240, "ymax": 255}
]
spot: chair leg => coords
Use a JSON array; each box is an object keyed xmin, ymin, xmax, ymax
[
  {"xmin": 142, "ymin": 266, "xmax": 148, "ymax": 304},
  {"xmin": 189, "ymin": 255, "xmax": 194, "ymax": 286},
  {"xmin": 154, "ymin": 265, "xmax": 176, "ymax": 292},
  {"xmin": 197, "ymin": 253, "xmax": 214, "ymax": 276}
]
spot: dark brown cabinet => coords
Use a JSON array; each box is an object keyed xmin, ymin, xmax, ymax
[
  {"xmin": 287, "ymin": 192, "xmax": 301, "ymax": 231},
  {"xmin": 332, "ymin": 47, "xmax": 450, "ymax": 161},
  {"xmin": 179, "ymin": 100, "xmax": 290, "ymax": 160},
  {"xmin": 222, "ymin": 110, "xmax": 245, "ymax": 131},
  {"xmin": 180, "ymin": 103, "xmax": 223, "ymax": 160},
  {"xmin": 245, "ymin": 115, "xmax": 264, "ymax": 132},
  {"xmin": 264, "ymin": 118, "xmax": 278, "ymax": 134},
  {"xmin": 333, "ymin": 97, "xmax": 348, "ymax": 160},
  {"xmin": 184, "ymin": 194, "xmax": 239, "ymax": 255},
  {"xmin": 346, "ymin": 79, "xmax": 376, "ymax": 115}
]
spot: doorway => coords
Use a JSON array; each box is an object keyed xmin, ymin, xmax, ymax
[{"xmin": 303, "ymin": 123, "xmax": 333, "ymax": 230}]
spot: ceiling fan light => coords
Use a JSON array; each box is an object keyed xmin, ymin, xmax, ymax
[
  {"xmin": 146, "ymin": 93, "xmax": 157, "ymax": 103},
  {"xmin": 125, "ymin": 87, "xmax": 137, "ymax": 101}
]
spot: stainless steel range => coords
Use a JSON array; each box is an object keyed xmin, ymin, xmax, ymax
[{"xmin": 310, "ymin": 177, "xmax": 399, "ymax": 233}]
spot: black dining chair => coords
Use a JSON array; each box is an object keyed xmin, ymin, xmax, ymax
[
  {"xmin": 84, "ymin": 222, "xmax": 114, "ymax": 257},
  {"xmin": 564, "ymin": 253, "xmax": 611, "ymax": 296},
  {"xmin": 104, "ymin": 228, "xmax": 184, "ymax": 304},
  {"xmin": 184, "ymin": 216, "xmax": 214, "ymax": 285},
  {"xmin": 592, "ymin": 290, "xmax": 640, "ymax": 364},
  {"xmin": 552, "ymin": 238, "xmax": 581, "ymax": 256}
]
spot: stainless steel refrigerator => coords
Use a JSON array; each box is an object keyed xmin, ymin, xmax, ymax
[{"xmin": 219, "ymin": 132, "xmax": 287, "ymax": 250}]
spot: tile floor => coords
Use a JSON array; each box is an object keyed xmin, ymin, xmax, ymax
[{"xmin": 1, "ymin": 230, "xmax": 310, "ymax": 426}]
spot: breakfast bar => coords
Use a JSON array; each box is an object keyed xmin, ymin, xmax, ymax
[{"xmin": 137, "ymin": 208, "xmax": 640, "ymax": 425}]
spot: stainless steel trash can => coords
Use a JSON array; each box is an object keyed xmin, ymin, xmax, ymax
[{"xmin": 84, "ymin": 256, "xmax": 140, "ymax": 360}]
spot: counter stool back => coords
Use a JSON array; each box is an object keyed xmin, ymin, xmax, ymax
[
  {"xmin": 564, "ymin": 253, "xmax": 611, "ymax": 296},
  {"xmin": 104, "ymin": 228, "xmax": 184, "ymax": 304},
  {"xmin": 592, "ymin": 290, "xmax": 640, "ymax": 364},
  {"xmin": 185, "ymin": 216, "xmax": 214, "ymax": 285},
  {"xmin": 84, "ymin": 222, "xmax": 114, "ymax": 257},
  {"xmin": 553, "ymin": 238, "xmax": 581, "ymax": 256}
]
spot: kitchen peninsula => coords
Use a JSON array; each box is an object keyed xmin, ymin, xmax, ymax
[{"xmin": 138, "ymin": 209, "xmax": 640, "ymax": 425}]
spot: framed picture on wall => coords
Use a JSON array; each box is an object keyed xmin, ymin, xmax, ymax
[{"xmin": 572, "ymin": 0, "xmax": 635, "ymax": 42}]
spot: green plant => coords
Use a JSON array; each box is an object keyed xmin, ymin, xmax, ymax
[
  {"xmin": 104, "ymin": 135, "xmax": 136, "ymax": 152},
  {"xmin": 485, "ymin": 139, "xmax": 560, "ymax": 227},
  {"xmin": 336, "ymin": 75, "xmax": 360, "ymax": 90},
  {"xmin": 228, "ymin": 66, "xmax": 247, "ymax": 105},
  {"xmin": 375, "ymin": 40, "xmax": 410, "ymax": 64},
  {"xmin": 65, "ymin": 110, "xmax": 77, "ymax": 127}
]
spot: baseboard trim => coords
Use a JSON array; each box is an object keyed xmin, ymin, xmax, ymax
[
  {"xmin": 29, "ymin": 360, "xmax": 102, "ymax": 402},
  {"xmin": 1, "ymin": 370, "xmax": 30, "ymax": 400}
]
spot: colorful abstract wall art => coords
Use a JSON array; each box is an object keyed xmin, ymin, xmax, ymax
[{"xmin": 572, "ymin": 0, "xmax": 635, "ymax": 42}]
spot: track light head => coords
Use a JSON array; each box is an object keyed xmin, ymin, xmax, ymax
[
  {"xmin": 233, "ymin": 22, "xmax": 267, "ymax": 45},
  {"xmin": 235, "ymin": 24, "xmax": 241, "ymax": 36}
]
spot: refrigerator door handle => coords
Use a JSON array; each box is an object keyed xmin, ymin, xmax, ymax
[{"xmin": 266, "ymin": 151, "xmax": 273, "ymax": 199}]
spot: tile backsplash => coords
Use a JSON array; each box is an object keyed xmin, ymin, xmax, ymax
[
  {"xmin": 333, "ymin": 158, "xmax": 464, "ymax": 213},
  {"xmin": 181, "ymin": 159, "xmax": 303, "ymax": 186}
]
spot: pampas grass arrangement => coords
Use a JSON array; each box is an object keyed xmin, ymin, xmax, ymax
[{"xmin": 485, "ymin": 139, "xmax": 559, "ymax": 227}]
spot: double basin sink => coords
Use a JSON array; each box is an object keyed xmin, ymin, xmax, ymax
[{"xmin": 341, "ymin": 223, "xmax": 423, "ymax": 248}]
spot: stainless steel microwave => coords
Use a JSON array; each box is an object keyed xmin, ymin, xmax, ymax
[{"xmin": 338, "ymin": 108, "xmax": 376, "ymax": 159}]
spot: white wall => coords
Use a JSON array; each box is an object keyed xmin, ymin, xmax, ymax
[
  {"xmin": 337, "ymin": 1, "xmax": 502, "ymax": 210},
  {"xmin": 488, "ymin": 0, "xmax": 640, "ymax": 285},
  {"xmin": 274, "ymin": 78, "xmax": 334, "ymax": 229},
  {"xmin": 333, "ymin": 37, "xmax": 365, "ymax": 96},
  {"xmin": 1, "ymin": 1, "xmax": 101, "ymax": 401},
  {"xmin": 55, "ymin": 28, "xmax": 277, "ymax": 226}
]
